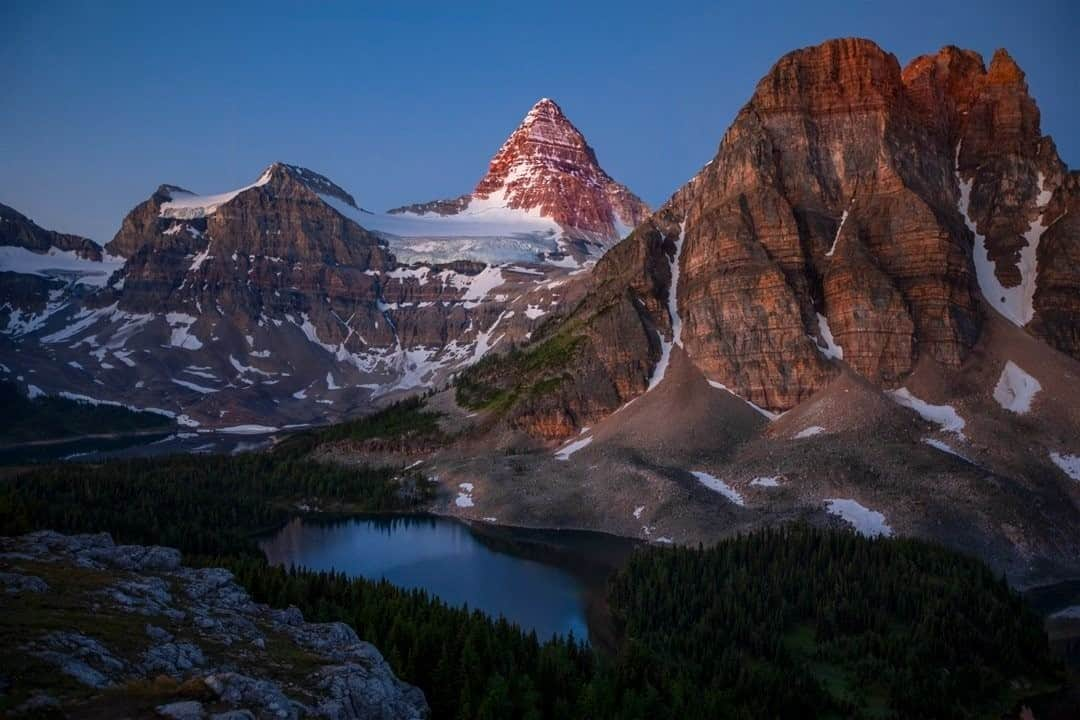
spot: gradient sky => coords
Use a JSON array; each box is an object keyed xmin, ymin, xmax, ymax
[{"xmin": 2, "ymin": 0, "xmax": 1076, "ymax": 243}]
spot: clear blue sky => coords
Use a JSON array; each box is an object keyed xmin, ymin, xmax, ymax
[{"xmin": 2, "ymin": 0, "xmax": 1076, "ymax": 243}]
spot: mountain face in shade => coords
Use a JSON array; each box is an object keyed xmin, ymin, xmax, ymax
[
  {"xmin": 0, "ymin": 162, "xmax": 574, "ymax": 429},
  {"xmin": 1, "ymin": 203, "xmax": 104, "ymax": 261},
  {"xmin": 0, "ymin": 203, "xmax": 124, "ymax": 338},
  {"xmin": 383, "ymin": 98, "xmax": 650, "ymax": 263},
  {"xmin": 466, "ymin": 38, "xmax": 1078, "ymax": 435}
]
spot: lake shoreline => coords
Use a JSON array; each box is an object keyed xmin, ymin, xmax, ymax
[{"xmin": 259, "ymin": 512, "xmax": 639, "ymax": 647}]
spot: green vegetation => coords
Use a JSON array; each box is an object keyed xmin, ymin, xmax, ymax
[
  {"xmin": 0, "ymin": 380, "xmax": 174, "ymax": 445},
  {"xmin": 276, "ymin": 395, "xmax": 448, "ymax": 454},
  {"xmin": 0, "ymin": 448, "xmax": 425, "ymax": 558},
  {"xmin": 455, "ymin": 331, "xmax": 583, "ymax": 411},
  {"xmin": 605, "ymin": 526, "xmax": 1061, "ymax": 718}
]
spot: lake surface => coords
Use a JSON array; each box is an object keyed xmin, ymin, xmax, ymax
[{"xmin": 260, "ymin": 515, "xmax": 636, "ymax": 643}]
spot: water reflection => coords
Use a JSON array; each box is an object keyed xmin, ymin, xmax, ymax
[{"xmin": 260, "ymin": 515, "xmax": 634, "ymax": 642}]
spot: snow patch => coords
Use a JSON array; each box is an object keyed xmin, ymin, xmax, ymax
[
  {"xmin": 958, "ymin": 147, "xmax": 1052, "ymax": 326},
  {"xmin": 646, "ymin": 329, "xmax": 672, "ymax": 392},
  {"xmin": 171, "ymin": 378, "xmax": 219, "ymax": 394},
  {"xmin": 1049, "ymin": 452, "xmax": 1080, "ymax": 482},
  {"xmin": 165, "ymin": 312, "xmax": 203, "ymax": 351},
  {"xmin": 218, "ymin": 424, "xmax": 279, "ymax": 435},
  {"xmin": 706, "ymin": 380, "xmax": 778, "ymax": 420},
  {"xmin": 887, "ymin": 388, "xmax": 965, "ymax": 436},
  {"xmin": 642, "ymin": 222, "xmax": 688, "ymax": 394},
  {"xmin": 824, "ymin": 498, "xmax": 893, "ymax": 538},
  {"xmin": 690, "ymin": 470, "xmax": 745, "ymax": 506},
  {"xmin": 455, "ymin": 482, "xmax": 475, "ymax": 508},
  {"xmin": 229, "ymin": 355, "xmax": 272, "ymax": 377},
  {"xmin": 815, "ymin": 313, "xmax": 843, "ymax": 360},
  {"xmin": 457, "ymin": 266, "xmax": 506, "ymax": 305},
  {"xmin": 187, "ymin": 241, "xmax": 213, "ymax": 273},
  {"xmin": 554, "ymin": 435, "xmax": 593, "ymax": 461},
  {"xmin": 923, "ymin": 438, "xmax": 970, "ymax": 462},
  {"xmin": 793, "ymin": 426, "xmax": 826, "ymax": 439},
  {"xmin": 750, "ymin": 476, "xmax": 782, "ymax": 487},
  {"xmin": 993, "ymin": 361, "xmax": 1041, "ymax": 414},
  {"xmin": 824, "ymin": 205, "xmax": 850, "ymax": 258},
  {"xmin": 40, "ymin": 303, "xmax": 118, "ymax": 344}
]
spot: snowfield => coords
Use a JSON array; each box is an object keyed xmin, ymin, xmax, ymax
[
  {"xmin": 158, "ymin": 169, "xmax": 273, "ymax": 220},
  {"xmin": 0, "ymin": 245, "xmax": 124, "ymax": 287},
  {"xmin": 318, "ymin": 193, "xmax": 565, "ymax": 266}
]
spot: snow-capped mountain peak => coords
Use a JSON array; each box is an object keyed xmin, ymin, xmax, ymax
[{"xmin": 374, "ymin": 98, "xmax": 649, "ymax": 265}]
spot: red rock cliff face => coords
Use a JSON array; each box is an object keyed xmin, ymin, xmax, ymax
[
  {"xmin": 674, "ymin": 39, "xmax": 1075, "ymax": 402},
  {"xmin": 656, "ymin": 38, "xmax": 983, "ymax": 411},
  {"xmin": 487, "ymin": 38, "xmax": 1079, "ymax": 436},
  {"xmin": 390, "ymin": 99, "xmax": 650, "ymax": 245}
]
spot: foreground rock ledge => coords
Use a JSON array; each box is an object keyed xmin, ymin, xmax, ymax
[{"xmin": 0, "ymin": 530, "xmax": 429, "ymax": 719}]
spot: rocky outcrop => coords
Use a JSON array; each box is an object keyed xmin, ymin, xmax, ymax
[
  {"xmin": 389, "ymin": 98, "xmax": 650, "ymax": 248},
  {"xmin": 0, "ymin": 531, "xmax": 428, "ymax": 719}
]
